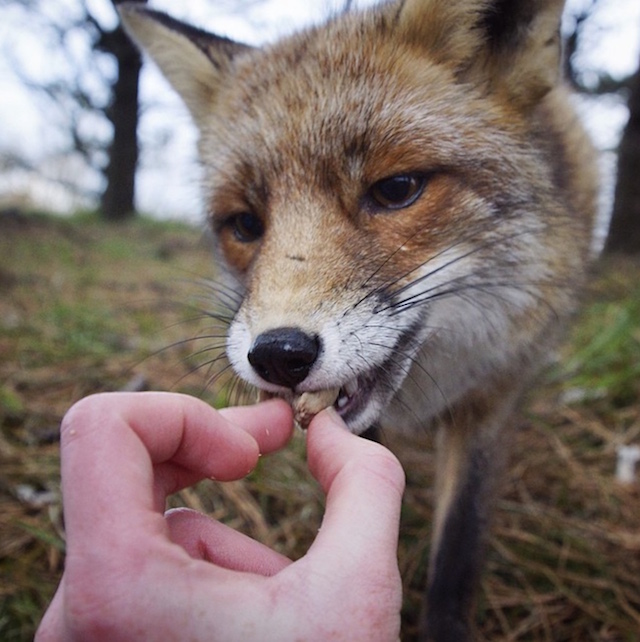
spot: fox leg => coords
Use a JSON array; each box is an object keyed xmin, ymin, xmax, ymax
[{"xmin": 421, "ymin": 388, "xmax": 520, "ymax": 642}]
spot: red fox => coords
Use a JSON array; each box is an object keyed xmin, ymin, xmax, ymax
[{"xmin": 121, "ymin": 1, "xmax": 598, "ymax": 639}]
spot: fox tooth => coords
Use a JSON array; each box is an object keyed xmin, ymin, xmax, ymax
[{"xmin": 336, "ymin": 394, "xmax": 350, "ymax": 409}]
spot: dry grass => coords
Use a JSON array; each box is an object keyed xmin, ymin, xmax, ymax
[{"xmin": 1, "ymin": 211, "xmax": 639, "ymax": 641}]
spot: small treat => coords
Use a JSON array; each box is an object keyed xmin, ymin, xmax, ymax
[
  {"xmin": 257, "ymin": 387, "xmax": 340, "ymax": 430},
  {"xmin": 292, "ymin": 388, "xmax": 340, "ymax": 430}
]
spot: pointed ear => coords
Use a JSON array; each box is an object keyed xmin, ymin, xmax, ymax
[
  {"xmin": 395, "ymin": 0, "xmax": 487, "ymax": 69},
  {"xmin": 118, "ymin": 3, "xmax": 252, "ymax": 126},
  {"xmin": 396, "ymin": 0, "xmax": 565, "ymax": 110},
  {"xmin": 475, "ymin": 0, "xmax": 565, "ymax": 109}
]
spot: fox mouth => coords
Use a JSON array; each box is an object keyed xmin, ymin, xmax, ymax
[
  {"xmin": 258, "ymin": 370, "xmax": 381, "ymax": 432},
  {"xmin": 332, "ymin": 322, "xmax": 424, "ymax": 430},
  {"xmin": 333, "ymin": 375, "xmax": 376, "ymax": 423}
]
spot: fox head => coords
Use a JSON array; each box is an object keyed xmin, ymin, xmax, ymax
[{"xmin": 121, "ymin": 0, "xmax": 595, "ymax": 434}]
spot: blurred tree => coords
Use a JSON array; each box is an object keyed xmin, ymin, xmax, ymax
[
  {"xmin": 604, "ymin": 53, "xmax": 640, "ymax": 254},
  {"xmin": 0, "ymin": 0, "xmax": 267, "ymax": 220},
  {"xmin": 564, "ymin": 1, "xmax": 640, "ymax": 254},
  {"xmin": 99, "ymin": 2, "xmax": 143, "ymax": 221},
  {"xmin": 0, "ymin": 0, "xmax": 136, "ymax": 219}
]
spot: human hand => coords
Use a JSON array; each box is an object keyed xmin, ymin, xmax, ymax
[{"xmin": 36, "ymin": 392, "xmax": 405, "ymax": 641}]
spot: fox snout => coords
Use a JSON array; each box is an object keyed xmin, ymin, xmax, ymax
[
  {"xmin": 225, "ymin": 251, "xmax": 427, "ymax": 434},
  {"xmin": 247, "ymin": 327, "xmax": 321, "ymax": 389}
]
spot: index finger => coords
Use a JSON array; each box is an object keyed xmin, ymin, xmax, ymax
[{"xmin": 59, "ymin": 392, "xmax": 292, "ymax": 554}]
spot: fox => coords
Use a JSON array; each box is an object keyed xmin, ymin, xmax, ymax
[{"xmin": 120, "ymin": 0, "xmax": 598, "ymax": 640}]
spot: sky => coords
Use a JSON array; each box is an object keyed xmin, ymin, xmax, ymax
[{"xmin": 0, "ymin": 0, "xmax": 639, "ymax": 221}]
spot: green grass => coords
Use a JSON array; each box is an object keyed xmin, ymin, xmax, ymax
[
  {"xmin": 562, "ymin": 301, "xmax": 640, "ymax": 408},
  {"xmin": 1, "ymin": 211, "xmax": 639, "ymax": 641},
  {"xmin": 0, "ymin": 211, "xmax": 223, "ymax": 641}
]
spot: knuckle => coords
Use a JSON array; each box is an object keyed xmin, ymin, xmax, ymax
[{"xmin": 359, "ymin": 448, "xmax": 406, "ymax": 496}]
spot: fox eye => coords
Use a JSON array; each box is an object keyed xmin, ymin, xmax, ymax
[
  {"xmin": 369, "ymin": 173, "xmax": 426, "ymax": 209},
  {"xmin": 227, "ymin": 212, "xmax": 264, "ymax": 243}
]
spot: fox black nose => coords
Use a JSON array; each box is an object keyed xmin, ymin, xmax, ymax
[{"xmin": 248, "ymin": 328, "xmax": 320, "ymax": 389}]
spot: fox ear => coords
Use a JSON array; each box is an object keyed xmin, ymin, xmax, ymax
[
  {"xmin": 397, "ymin": 0, "xmax": 565, "ymax": 109},
  {"xmin": 395, "ymin": 0, "xmax": 487, "ymax": 68},
  {"xmin": 118, "ymin": 3, "xmax": 252, "ymax": 126},
  {"xmin": 474, "ymin": 0, "xmax": 565, "ymax": 108}
]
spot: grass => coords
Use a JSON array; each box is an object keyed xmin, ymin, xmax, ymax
[{"xmin": 1, "ymin": 211, "xmax": 639, "ymax": 641}]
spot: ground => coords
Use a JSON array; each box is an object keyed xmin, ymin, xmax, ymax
[{"xmin": 1, "ymin": 211, "xmax": 639, "ymax": 641}]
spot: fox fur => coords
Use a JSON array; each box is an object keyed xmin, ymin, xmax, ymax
[{"xmin": 121, "ymin": 1, "xmax": 598, "ymax": 640}]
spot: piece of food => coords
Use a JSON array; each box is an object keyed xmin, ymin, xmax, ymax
[
  {"xmin": 292, "ymin": 388, "xmax": 340, "ymax": 429},
  {"xmin": 257, "ymin": 387, "xmax": 340, "ymax": 429}
]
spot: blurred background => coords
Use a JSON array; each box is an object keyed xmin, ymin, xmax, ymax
[{"xmin": 1, "ymin": 2, "xmax": 640, "ymax": 641}]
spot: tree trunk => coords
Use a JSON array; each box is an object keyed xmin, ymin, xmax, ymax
[
  {"xmin": 99, "ymin": 25, "xmax": 141, "ymax": 222},
  {"xmin": 604, "ymin": 55, "xmax": 640, "ymax": 254}
]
